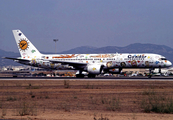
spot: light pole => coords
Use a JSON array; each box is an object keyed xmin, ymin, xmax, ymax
[{"xmin": 53, "ymin": 39, "xmax": 58, "ymax": 54}]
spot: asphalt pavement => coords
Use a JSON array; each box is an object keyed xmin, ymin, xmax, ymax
[{"xmin": 0, "ymin": 76, "xmax": 173, "ymax": 81}]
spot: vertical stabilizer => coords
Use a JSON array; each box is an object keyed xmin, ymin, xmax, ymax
[{"xmin": 12, "ymin": 30, "xmax": 42, "ymax": 59}]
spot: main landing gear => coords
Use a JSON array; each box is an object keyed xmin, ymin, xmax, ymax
[
  {"xmin": 76, "ymin": 70, "xmax": 85, "ymax": 78},
  {"xmin": 76, "ymin": 74, "xmax": 84, "ymax": 78},
  {"xmin": 88, "ymin": 74, "xmax": 96, "ymax": 78},
  {"xmin": 147, "ymin": 68, "xmax": 153, "ymax": 78},
  {"xmin": 76, "ymin": 70, "xmax": 96, "ymax": 78},
  {"xmin": 76, "ymin": 74, "xmax": 96, "ymax": 78}
]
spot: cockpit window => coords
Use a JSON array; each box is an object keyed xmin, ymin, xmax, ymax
[{"xmin": 160, "ymin": 58, "xmax": 167, "ymax": 60}]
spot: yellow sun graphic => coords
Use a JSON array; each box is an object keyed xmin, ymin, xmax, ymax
[
  {"xmin": 18, "ymin": 39, "xmax": 29, "ymax": 51},
  {"xmin": 93, "ymin": 67, "xmax": 96, "ymax": 71}
]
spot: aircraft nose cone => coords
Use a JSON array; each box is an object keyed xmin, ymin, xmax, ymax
[{"xmin": 167, "ymin": 61, "xmax": 172, "ymax": 67}]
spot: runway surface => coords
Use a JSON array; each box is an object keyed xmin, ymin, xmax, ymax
[{"xmin": 0, "ymin": 76, "xmax": 173, "ymax": 81}]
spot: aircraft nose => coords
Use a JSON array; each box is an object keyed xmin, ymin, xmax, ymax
[{"xmin": 167, "ymin": 61, "xmax": 172, "ymax": 67}]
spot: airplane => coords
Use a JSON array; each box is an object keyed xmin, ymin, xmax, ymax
[{"xmin": 3, "ymin": 30, "xmax": 172, "ymax": 78}]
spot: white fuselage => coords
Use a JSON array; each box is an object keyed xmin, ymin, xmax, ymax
[{"xmin": 20, "ymin": 53, "xmax": 172, "ymax": 70}]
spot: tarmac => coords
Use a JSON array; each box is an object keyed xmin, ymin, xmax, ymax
[{"xmin": 0, "ymin": 76, "xmax": 173, "ymax": 81}]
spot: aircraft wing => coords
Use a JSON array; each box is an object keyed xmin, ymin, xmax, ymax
[
  {"xmin": 49, "ymin": 60, "xmax": 88, "ymax": 69},
  {"xmin": 2, "ymin": 57, "xmax": 30, "ymax": 62}
]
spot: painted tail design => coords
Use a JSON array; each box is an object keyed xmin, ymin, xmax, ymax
[{"xmin": 12, "ymin": 30, "xmax": 42, "ymax": 59}]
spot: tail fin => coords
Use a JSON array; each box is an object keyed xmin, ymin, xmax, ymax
[{"xmin": 12, "ymin": 30, "xmax": 42, "ymax": 59}]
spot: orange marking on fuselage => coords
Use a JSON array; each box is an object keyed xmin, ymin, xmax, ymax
[{"xmin": 53, "ymin": 54, "xmax": 78, "ymax": 58}]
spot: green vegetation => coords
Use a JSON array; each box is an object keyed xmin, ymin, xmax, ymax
[
  {"xmin": 104, "ymin": 97, "xmax": 120, "ymax": 111},
  {"xmin": 90, "ymin": 96, "xmax": 121, "ymax": 111},
  {"xmin": 141, "ymin": 90, "xmax": 173, "ymax": 113},
  {"xmin": 18, "ymin": 101, "xmax": 37, "ymax": 116}
]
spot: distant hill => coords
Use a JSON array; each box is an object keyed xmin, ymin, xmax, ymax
[
  {"xmin": 59, "ymin": 46, "xmax": 97, "ymax": 54},
  {"xmin": 0, "ymin": 50, "xmax": 20, "ymax": 67},
  {"xmin": 55, "ymin": 43, "xmax": 173, "ymax": 55},
  {"xmin": 54, "ymin": 43, "xmax": 173, "ymax": 64},
  {"xmin": 0, "ymin": 49, "xmax": 19, "ymax": 57},
  {"xmin": 1, "ymin": 43, "xmax": 173, "ymax": 66}
]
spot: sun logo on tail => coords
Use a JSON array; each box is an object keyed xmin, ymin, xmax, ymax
[{"xmin": 18, "ymin": 39, "xmax": 29, "ymax": 51}]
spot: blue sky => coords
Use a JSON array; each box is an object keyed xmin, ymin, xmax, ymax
[{"xmin": 0, "ymin": 0, "xmax": 173, "ymax": 53}]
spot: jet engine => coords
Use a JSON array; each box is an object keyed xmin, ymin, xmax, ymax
[
  {"xmin": 104, "ymin": 68, "xmax": 122, "ymax": 74},
  {"xmin": 87, "ymin": 64, "xmax": 103, "ymax": 74}
]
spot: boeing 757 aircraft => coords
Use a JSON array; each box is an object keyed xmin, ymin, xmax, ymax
[{"xmin": 3, "ymin": 30, "xmax": 172, "ymax": 78}]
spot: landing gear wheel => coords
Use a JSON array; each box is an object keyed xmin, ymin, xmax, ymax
[
  {"xmin": 88, "ymin": 74, "xmax": 96, "ymax": 78},
  {"xmin": 147, "ymin": 68, "xmax": 154, "ymax": 78},
  {"xmin": 148, "ymin": 75, "xmax": 152, "ymax": 78},
  {"xmin": 76, "ymin": 74, "xmax": 84, "ymax": 78}
]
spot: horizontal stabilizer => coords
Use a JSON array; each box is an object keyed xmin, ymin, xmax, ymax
[{"xmin": 2, "ymin": 57, "xmax": 30, "ymax": 62}]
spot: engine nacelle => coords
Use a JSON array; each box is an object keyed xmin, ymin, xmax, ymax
[
  {"xmin": 105, "ymin": 68, "xmax": 122, "ymax": 74},
  {"xmin": 87, "ymin": 64, "xmax": 103, "ymax": 74}
]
